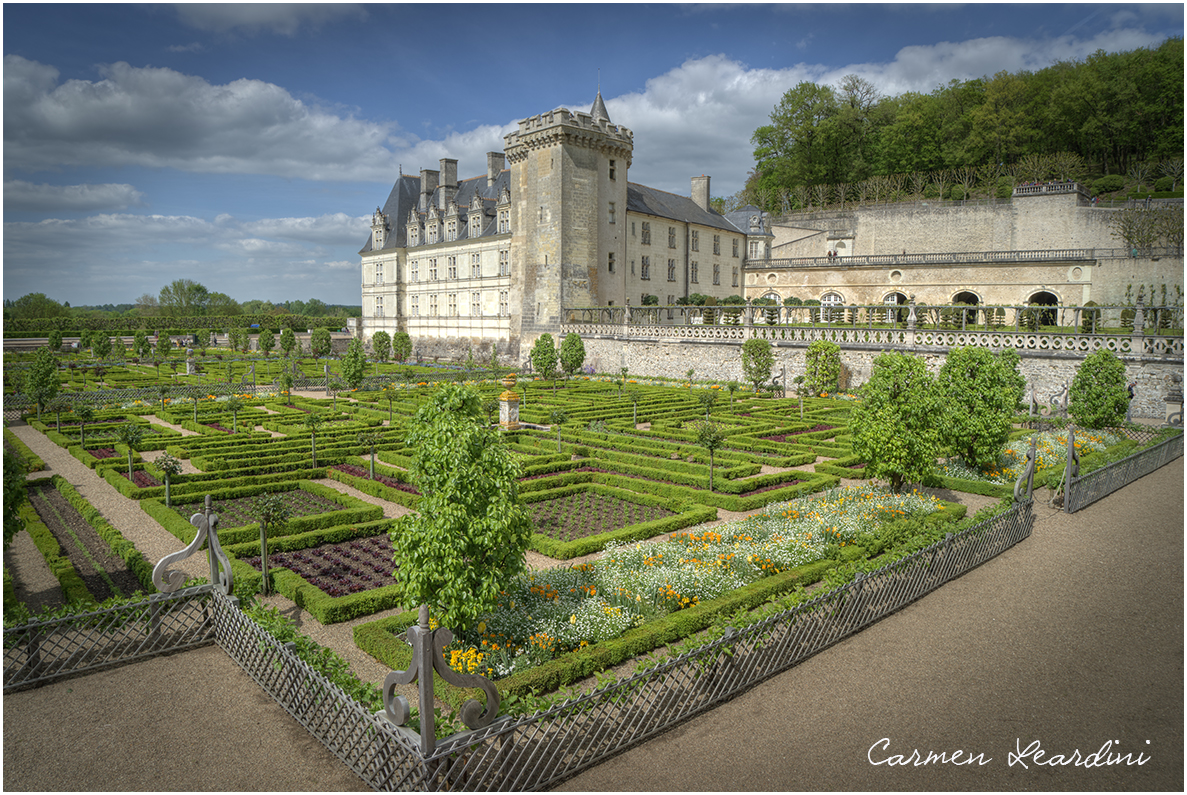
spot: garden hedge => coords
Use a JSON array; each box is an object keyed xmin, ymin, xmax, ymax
[
  {"xmin": 16, "ymin": 498, "xmax": 93, "ymax": 606},
  {"xmin": 52, "ymin": 476, "xmax": 155, "ymax": 593},
  {"xmin": 4, "ymin": 428, "xmax": 45, "ymax": 471}
]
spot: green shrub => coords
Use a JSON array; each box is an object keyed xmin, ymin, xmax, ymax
[
  {"xmin": 1093, "ymin": 174, "xmax": 1125, "ymax": 195},
  {"xmin": 803, "ymin": 340, "xmax": 841, "ymax": 396},
  {"xmin": 1068, "ymin": 350, "xmax": 1129, "ymax": 429}
]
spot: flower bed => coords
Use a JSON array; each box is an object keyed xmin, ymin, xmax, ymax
[
  {"xmin": 243, "ymin": 535, "xmax": 396, "ymax": 597},
  {"xmin": 938, "ymin": 428, "xmax": 1122, "ymax": 485},
  {"xmin": 330, "ymin": 463, "xmax": 418, "ymax": 495},
  {"xmin": 121, "ymin": 470, "xmax": 161, "ymax": 488},
  {"xmin": 88, "ymin": 447, "xmax": 117, "ymax": 459},
  {"xmin": 529, "ymin": 491, "xmax": 675, "ymax": 542},
  {"xmin": 169, "ymin": 489, "xmax": 344, "ymax": 528},
  {"xmin": 759, "ymin": 424, "xmax": 834, "ymax": 442}
]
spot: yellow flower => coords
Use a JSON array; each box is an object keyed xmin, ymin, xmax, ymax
[{"xmin": 569, "ymin": 614, "xmax": 577, "ymax": 624}]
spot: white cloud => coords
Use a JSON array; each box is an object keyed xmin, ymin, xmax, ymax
[
  {"xmin": 173, "ymin": 4, "xmax": 367, "ymax": 36},
  {"xmin": 3, "ymin": 56, "xmax": 402, "ymax": 181},
  {"xmin": 4, "ymin": 181, "xmax": 145, "ymax": 212}
]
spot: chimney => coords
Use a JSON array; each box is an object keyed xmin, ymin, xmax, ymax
[
  {"xmin": 439, "ymin": 158, "xmax": 458, "ymax": 210},
  {"xmin": 419, "ymin": 168, "xmax": 439, "ymax": 213},
  {"xmin": 487, "ymin": 152, "xmax": 505, "ymax": 187},
  {"xmin": 692, "ymin": 175, "xmax": 711, "ymax": 212}
]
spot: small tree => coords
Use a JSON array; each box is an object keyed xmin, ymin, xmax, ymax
[
  {"xmin": 392, "ymin": 383, "xmax": 532, "ymax": 631},
  {"xmin": 697, "ymin": 388, "xmax": 718, "ymax": 419},
  {"xmin": 741, "ymin": 338, "xmax": 774, "ymax": 395},
  {"xmin": 559, "ymin": 333, "xmax": 586, "ymax": 381},
  {"xmin": 936, "ymin": 347, "xmax": 1017, "ymax": 470},
  {"xmin": 155, "ymin": 331, "xmax": 171, "ymax": 360},
  {"xmin": 392, "ymin": 331, "xmax": 412, "ymax": 363},
  {"xmin": 371, "ymin": 331, "xmax": 391, "ymax": 365},
  {"xmin": 47, "ymin": 329, "xmax": 63, "ymax": 353},
  {"xmin": 225, "ymin": 395, "xmax": 244, "ymax": 433},
  {"xmin": 803, "ymin": 340, "xmax": 841, "ymax": 396},
  {"xmin": 310, "ymin": 327, "xmax": 332, "ymax": 358},
  {"xmin": 75, "ymin": 404, "xmax": 95, "ymax": 447},
  {"xmin": 91, "ymin": 333, "xmax": 113, "ymax": 360},
  {"xmin": 48, "ymin": 396, "xmax": 70, "ymax": 432},
  {"xmin": 692, "ymin": 420, "xmax": 726, "ymax": 492},
  {"xmin": 726, "ymin": 380, "xmax": 739, "ymax": 404},
  {"xmin": 258, "ymin": 328, "xmax": 275, "ymax": 358},
  {"xmin": 340, "ymin": 337, "xmax": 367, "ymax": 391},
  {"xmin": 156, "ymin": 452, "xmax": 183, "ymax": 507},
  {"xmin": 530, "ymin": 333, "xmax": 559, "ymax": 391},
  {"xmin": 357, "ymin": 430, "xmax": 384, "ymax": 479},
  {"xmin": 133, "ymin": 330, "xmax": 153, "ymax": 359},
  {"xmin": 254, "ymin": 493, "xmax": 292, "ymax": 596},
  {"xmin": 685, "ymin": 368, "xmax": 695, "ymax": 390},
  {"xmin": 626, "ymin": 386, "xmax": 642, "ymax": 425},
  {"xmin": 381, "ymin": 381, "xmax": 400, "ymax": 423},
  {"xmin": 23, "ymin": 346, "xmax": 59, "ymax": 419},
  {"xmin": 156, "ymin": 383, "xmax": 171, "ymax": 412},
  {"xmin": 1069, "ymin": 350, "xmax": 1129, "ymax": 429},
  {"xmin": 850, "ymin": 352, "xmax": 941, "ymax": 492},
  {"xmin": 115, "ymin": 421, "xmax": 146, "ymax": 482},
  {"xmin": 279, "ymin": 327, "xmax": 297, "ymax": 358},
  {"xmin": 550, "ymin": 409, "xmax": 568, "ymax": 452},
  {"xmin": 277, "ymin": 370, "xmax": 295, "ymax": 406},
  {"xmin": 304, "ymin": 411, "xmax": 326, "ymax": 468}
]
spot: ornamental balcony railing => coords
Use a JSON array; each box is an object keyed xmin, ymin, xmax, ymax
[
  {"xmin": 561, "ymin": 301, "xmax": 1184, "ymax": 360},
  {"xmin": 747, "ymin": 246, "xmax": 1182, "ymax": 270}
]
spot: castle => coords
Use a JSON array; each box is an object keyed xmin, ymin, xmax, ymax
[{"xmin": 361, "ymin": 95, "xmax": 1182, "ymax": 361}]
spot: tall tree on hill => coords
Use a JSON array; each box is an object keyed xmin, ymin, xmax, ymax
[{"xmin": 159, "ymin": 279, "xmax": 210, "ymax": 317}]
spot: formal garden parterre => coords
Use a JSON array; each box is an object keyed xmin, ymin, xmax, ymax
[{"xmin": 4, "ymin": 336, "xmax": 1181, "ymax": 739}]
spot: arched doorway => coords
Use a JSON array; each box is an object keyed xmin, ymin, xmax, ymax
[
  {"xmin": 883, "ymin": 291, "xmax": 908, "ymax": 325},
  {"xmin": 820, "ymin": 291, "xmax": 844, "ymax": 323},
  {"xmin": 1027, "ymin": 291, "xmax": 1059, "ymax": 328},
  {"xmin": 952, "ymin": 290, "xmax": 980, "ymax": 328}
]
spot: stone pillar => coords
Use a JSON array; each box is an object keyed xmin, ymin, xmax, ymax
[
  {"xmin": 186, "ymin": 348, "xmax": 195, "ymax": 375},
  {"xmin": 499, "ymin": 373, "xmax": 521, "ymax": 431},
  {"xmin": 1165, "ymin": 373, "xmax": 1183, "ymax": 426}
]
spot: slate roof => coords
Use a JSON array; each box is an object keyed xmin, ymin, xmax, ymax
[
  {"xmin": 626, "ymin": 183, "xmax": 744, "ymax": 234},
  {"xmin": 723, "ymin": 204, "xmax": 774, "ymax": 238},
  {"xmin": 359, "ymin": 169, "xmax": 511, "ymax": 254}
]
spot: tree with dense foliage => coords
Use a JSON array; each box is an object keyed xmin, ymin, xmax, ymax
[
  {"xmin": 5, "ymin": 292, "xmax": 71, "ymax": 320},
  {"xmin": 91, "ymin": 332, "xmax": 112, "ymax": 360},
  {"xmin": 803, "ymin": 340, "xmax": 841, "ymax": 396},
  {"xmin": 392, "ymin": 383, "xmax": 532, "ymax": 631},
  {"xmin": 257, "ymin": 328, "xmax": 275, "ymax": 358},
  {"xmin": 47, "ymin": 329, "xmax": 63, "ymax": 352},
  {"xmin": 741, "ymin": 337, "xmax": 774, "ymax": 394},
  {"xmin": 74, "ymin": 404, "xmax": 95, "ymax": 448},
  {"xmin": 224, "ymin": 395, "xmax": 244, "ymax": 433},
  {"xmin": 158, "ymin": 279, "xmax": 210, "ymax": 316},
  {"xmin": 279, "ymin": 327, "xmax": 297, "ymax": 358},
  {"xmin": 3, "ymin": 451, "xmax": 28, "ymax": 550},
  {"xmin": 277, "ymin": 368, "xmax": 295, "ymax": 406},
  {"xmin": 936, "ymin": 347, "xmax": 1018, "ymax": 469},
  {"xmin": 559, "ymin": 333, "xmax": 586, "ymax": 380},
  {"xmin": 392, "ymin": 331, "xmax": 412, "ymax": 363},
  {"xmin": 133, "ymin": 330, "xmax": 152, "ymax": 359},
  {"xmin": 23, "ymin": 346, "xmax": 59, "ymax": 419},
  {"xmin": 1069, "ymin": 350, "xmax": 1130, "ymax": 429},
  {"xmin": 340, "ymin": 337, "xmax": 367, "ymax": 391},
  {"xmin": 371, "ymin": 331, "xmax": 391, "ymax": 364},
  {"xmin": 115, "ymin": 421, "xmax": 146, "ymax": 482},
  {"xmin": 850, "ymin": 352, "xmax": 941, "ymax": 492},
  {"xmin": 530, "ymin": 333, "xmax": 559, "ymax": 389},
  {"xmin": 156, "ymin": 452, "xmax": 183, "ymax": 507},
  {"xmin": 697, "ymin": 388, "xmax": 718, "ymax": 419},
  {"xmin": 626, "ymin": 386, "xmax": 642, "ymax": 425},
  {"xmin": 310, "ymin": 327, "xmax": 332, "ymax": 358},
  {"xmin": 550, "ymin": 409, "xmax": 568, "ymax": 452},
  {"xmin": 692, "ymin": 420, "xmax": 727, "ymax": 492},
  {"xmin": 254, "ymin": 492, "xmax": 291, "ymax": 596},
  {"xmin": 357, "ymin": 430, "xmax": 384, "ymax": 479}
]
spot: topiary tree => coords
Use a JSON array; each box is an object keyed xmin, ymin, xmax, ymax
[
  {"xmin": 850, "ymin": 351, "xmax": 941, "ymax": 492},
  {"xmin": 692, "ymin": 420, "xmax": 726, "ymax": 492},
  {"xmin": 697, "ymin": 388, "xmax": 718, "ymax": 419},
  {"xmin": 357, "ymin": 430, "xmax": 384, "ymax": 479},
  {"xmin": 133, "ymin": 329, "xmax": 153, "ymax": 359},
  {"xmin": 304, "ymin": 411, "xmax": 326, "ymax": 468},
  {"xmin": 115, "ymin": 421, "xmax": 146, "ymax": 482},
  {"xmin": 392, "ymin": 383, "xmax": 532, "ymax": 631},
  {"xmin": 47, "ymin": 329, "xmax": 63, "ymax": 353},
  {"xmin": 254, "ymin": 492, "xmax": 292, "ymax": 596},
  {"xmin": 381, "ymin": 381, "xmax": 400, "ymax": 423},
  {"xmin": 224, "ymin": 395, "xmax": 244, "ymax": 433},
  {"xmin": 156, "ymin": 451, "xmax": 183, "ymax": 507},
  {"xmin": 936, "ymin": 347, "xmax": 1017, "ymax": 470},
  {"xmin": 741, "ymin": 338, "xmax": 774, "ymax": 395},
  {"xmin": 392, "ymin": 331, "xmax": 412, "ymax": 364},
  {"xmin": 47, "ymin": 395, "xmax": 70, "ymax": 432},
  {"xmin": 626, "ymin": 386, "xmax": 642, "ymax": 425},
  {"xmin": 559, "ymin": 332, "xmax": 586, "ymax": 381},
  {"xmin": 550, "ymin": 409, "xmax": 568, "ymax": 452},
  {"xmin": 530, "ymin": 333, "xmax": 559, "ymax": 391},
  {"xmin": 91, "ymin": 332, "xmax": 112, "ymax": 360},
  {"xmin": 1069, "ymin": 350, "xmax": 1129, "ymax": 429},
  {"xmin": 726, "ymin": 380, "xmax": 739, "ymax": 404},
  {"xmin": 155, "ymin": 331, "xmax": 171, "ymax": 359},
  {"xmin": 257, "ymin": 328, "xmax": 275, "ymax": 358},
  {"xmin": 277, "ymin": 369, "xmax": 295, "ymax": 406},
  {"xmin": 371, "ymin": 331, "xmax": 391, "ymax": 364},
  {"xmin": 803, "ymin": 340, "xmax": 841, "ymax": 396},
  {"xmin": 310, "ymin": 327, "xmax": 332, "ymax": 358},
  {"xmin": 74, "ymin": 404, "xmax": 95, "ymax": 447},
  {"xmin": 340, "ymin": 337, "xmax": 367, "ymax": 391},
  {"xmin": 279, "ymin": 327, "xmax": 297, "ymax": 358},
  {"xmin": 23, "ymin": 346, "xmax": 59, "ymax": 419}
]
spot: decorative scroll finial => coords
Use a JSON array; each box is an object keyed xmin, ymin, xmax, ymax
[
  {"xmin": 152, "ymin": 495, "xmax": 233, "ymax": 595},
  {"xmin": 1014, "ymin": 436, "xmax": 1037, "ymax": 503},
  {"xmin": 381, "ymin": 604, "xmax": 500, "ymax": 755}
]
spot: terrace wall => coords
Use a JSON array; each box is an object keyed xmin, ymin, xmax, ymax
[{"xmin": 578, "ymin": 337, "xmax": 1182, "ymax": 419}]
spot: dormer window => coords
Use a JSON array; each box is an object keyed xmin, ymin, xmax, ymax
[
  {"xmin": 497, "ymin": 208, "xmax": 510, "ymax": 234},
  {"xmin": 408, "ymin": 226, "xmax": 420, "ymax": 247},
  {"xmin": 446, "ymin": 219, "xmax": 457, "ymax": 242},
  {"xmin": 470, "ymin": 212, "xmax": 483, "ymax": 237}
]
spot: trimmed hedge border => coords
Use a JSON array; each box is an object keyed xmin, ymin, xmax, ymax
[
  {"xmin": 4, "ymin": 428, "xmax": 45, "ymax": 471},
  {"xmin": 51, "ymin": 476, "xmax": 155, "ymax": 593},
  {"xmin": 16, "ymin": 495, "xmax": 92, "ymax": 606}
]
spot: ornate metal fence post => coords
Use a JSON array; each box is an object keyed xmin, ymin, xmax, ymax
[
  {"xmin": 152, "ymin": 494, "xmax": 233, "ymax": 596},
  {"xmin": 380, "ymin": 604, "xmax": 501, "ymax": 759},
  {"xmin": 1014, "ymin": 436, "xmax": 1037, "ymax": 503},
  {"xmin": 1063, "ymin": 427, "xmax": 1080, "ymax": 513}
]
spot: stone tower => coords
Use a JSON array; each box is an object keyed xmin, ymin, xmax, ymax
[{"xmin": 503, "ymin": 92, "xmax": 633, "ymax": 347}]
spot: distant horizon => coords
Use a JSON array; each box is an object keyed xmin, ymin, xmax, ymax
[{"xmin": 4, "ymin": 3, "xmax": 1182, "ymax": 307}]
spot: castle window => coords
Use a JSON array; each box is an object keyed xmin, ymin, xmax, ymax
[
  {"xmin": 409, "ymin": 227, "xmax": 419, "ymax": 246},
  {"xmin": 820, "ymin": 291, "xmax": 843, "ymax": 322},
  {"xmin": 632, "ymin": 221, "xmax": 636, "ymax": 237},
  {"xmin": 374, "ymin": 295, "xmax": 384, "ymax": 318},
  {"xmin": 447, "ymin": 256, "xmax": 457, "ymax": 280},
  {"xmin": 731, "ymin": 267, "xmax": 738, "ymax": 287},
  {"xmin": 499, "ymin": 290, "xmax": 509, "ymax": 316},
  {"xmin": 410, "ymin": 260, "xmax": 419, "ymax": 282},
  {"xmin": 471, "ymin": 253, "xmax": 481, "ymax": 279},
  {"xmin": 713, "ymin": 263, "xmax": 720, "ymax": 285},
  {"xmin": 713, "ymin": 234, "xmax": 720, "ymax": 255},
  {"xmin": 427, "ymin": 224, "xmax": 439, "ymax": 244},
  {"xmin": 470, "ymin": 214, "xmax": 483, "ymax": 237},
  {"xmin": 609, "ymin": 159, "xmax": 616, "ymax": 180},
  {"xmin": 608, "ymin": 252, "xmax": 616, "ymax": 273},
  {"xmin": 641, "ymin": 222, "xmax": 651, "ymax": 245},
  {"xmin": 498, "ymin": 209, "xmax": 510, "ymax": 234},
  {"xmin": 375, "ymin": 262, "xmax": 384, "ymax": 285},
  {"xmin": 410, "ymin": 295, "xmax": 419, "ymax": 316},
  {"xmin": 749, "ymin": 240, "xmax": 760, "ymax": 259},
  {"xmin": 668, "ymin": 227, "xmax": 676, "ymax": 249},
  {"xmin": 667, "ymin": 259, "xmax": 676, "ymax": 282},
  {"xmin": 641, "ymin": 256, "xmax": 650, "ymax": 281},
  {"xmin": 691, "ymin": 230, "xmax": 699, "ymax": 252},
  {"xmin": 631, "ymin": 260, "xmax": 636, "ymax": 275},
  {"xmin": 690, "ymin": 261, "xmax": 699, "ymax": 284},
  {"xmin": 732, "ymin": 238, "xmax": 738, "ymax": 258},
  {"xmin": 472, "ymin": 292, "xmax": 481, "ymax": 317},
  {"xmin": 608, "ymin": 202, "xmax": 616, "ymax": 224},
  {"xmin": 429, "ymin": 259, "xmax": 438, "ymax": 281},
  {"xmin": 429, "ymin": 294, "xmax": 438, "ymax": 316},
  {"xmin": 448, "ymin": 293, "xmax": 457, "ymax": 317},
  {"xmin": 445, "ymin": 219, "xmax": 457, "ymax": 242},
  {"xmin": 499, "ymin": 249, "xmax": 509, "ymax": 276}
]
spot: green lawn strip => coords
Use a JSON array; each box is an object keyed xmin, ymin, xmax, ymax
[
  {"xmin": 51, "ymin": 476, "xmax": 156, "ymax": 593},
  {"xmin": 522, "ymin": 483, "xmax": 717, "ymax": 559},
  {"xmin": 15, "ymin": 500, "xmax": 93, "ymax": 606},
  {"xmin": 140, "ymin": 480, "xmax": 383, "ymax": 547},
  {"xmin": 4, "ymin": 428, "xmax": 45, "ymax": 471},
  {"xmin": 25, "ymin": 485, "xmax": 121, "ymax": 600}
]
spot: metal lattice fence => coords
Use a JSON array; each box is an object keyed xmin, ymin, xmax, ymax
[
  {"xmin": 1065, "ymin": 432, "xmax": 1183, "ymax": 513},
  {"xmin": 2, "ymin": 585, "xmax": 216, "ymax": 691}
]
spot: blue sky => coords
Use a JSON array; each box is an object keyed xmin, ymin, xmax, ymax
[{"xmin": 4, "ymin": 3, "xmax": 1182, "ymax": 308}]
